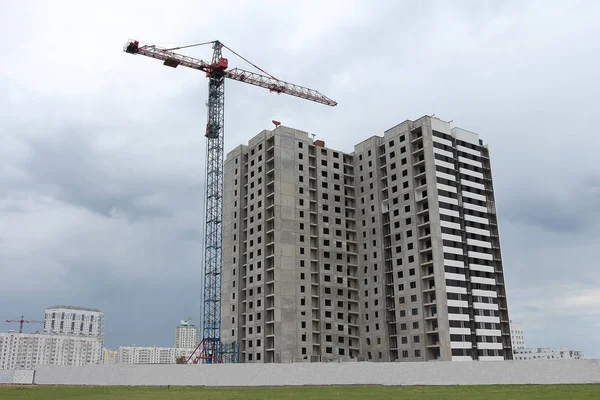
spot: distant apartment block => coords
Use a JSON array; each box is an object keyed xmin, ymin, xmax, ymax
[
  {"xmin": 118, "ymin": 346, "xmax": 194, "ymax": 364},
  {"xmin": 1, "ymin": 305, "xmax": 104, "ymax": 369},
  {"xmin": 0, "ymin": 332, "xmax": 102, "ymax": 369},
  {"xmin": 221, "ymin": 116, "xmax": 512, "ymax": 363},
  {"xmin": 44, "ymin": 305, "xmax": 104, "ymax": 345},
  {"xmin": 513, "ymin": 347, "xmax": 583, "ymax": 360},
  {"xmin": 174, "ymin": 319, "xmax": 199, "ymax": 349}
]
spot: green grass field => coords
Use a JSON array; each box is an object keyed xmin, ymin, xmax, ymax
[{"xmin": 1, "ymin": 385, "xmax": 599, "ymax": 400}]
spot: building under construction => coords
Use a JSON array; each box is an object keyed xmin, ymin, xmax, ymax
[{"xmin": 222, "ymin": 115, "xmax": 512, "ymax": 363}]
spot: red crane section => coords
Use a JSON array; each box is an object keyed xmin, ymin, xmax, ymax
[
  {"xmin": 6, "ymin": 316, "xmax": 44, "ymax": 334},
  {"xmin": 224, "ymin": 68, "xmax": 337, "ymax": 106},
  {"xmin": 124, "ymin": 40, "xmax": 337, "ymax": 107}
]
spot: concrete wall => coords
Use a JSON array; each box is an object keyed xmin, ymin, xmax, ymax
[
  {"xmin": 0, "ymin": 369, "xmax": 35, "ymax": 385},
  {"xmin": 34, "ymin": 360, "xmax": 600, "ymax": 386}
]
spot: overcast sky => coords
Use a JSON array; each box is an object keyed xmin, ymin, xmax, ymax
[{"xmin": 1, "ymin": 0, "xmax": 599, "ymax": 356}]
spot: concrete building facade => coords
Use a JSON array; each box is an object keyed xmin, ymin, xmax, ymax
[
  {"xmin": 0, "ymin": 332, "xmax": 102, "ymax": 369},
  {"xmin": 174, "ymin": 320, "xmax": 198, "ymax": 349},
  {"xmin": 222, "ymin": 126, "xmax": 360, "ymax": 363},
  {"xmin": 222, "ymin": 116, "xmax": 512, "ymax": 363}
]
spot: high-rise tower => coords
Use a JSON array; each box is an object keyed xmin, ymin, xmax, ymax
[{"xmin": 222, "ymin": 116, "xmax": 511, "ymax": 362}]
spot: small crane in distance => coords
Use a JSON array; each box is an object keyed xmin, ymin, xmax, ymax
[
  {"xmin": 123, "ymin": 39, "xmax": 336, "ymax": 364},
  {"xmin": 6, "ymin": 315, "xmax": 44, "ymax": 333}
]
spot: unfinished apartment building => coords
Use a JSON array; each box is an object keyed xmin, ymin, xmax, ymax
[
  {"xmin": 222, "ymin": 116, "xmax": 512, "ymax": 363},
  {"xmin": 222, "ymin": 126, "xmax": 359, "ymax": 363}
]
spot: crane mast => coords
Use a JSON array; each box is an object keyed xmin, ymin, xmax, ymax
[
  {"xmin": 201, "ymin": 41, "xmax": 226, "ymax": 362},
  {"xmin": 124, "ymin": 39, "xmax": 336, "ymax": 363}
]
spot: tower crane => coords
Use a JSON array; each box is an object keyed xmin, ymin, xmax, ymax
[
  {"xmin": 123, "ymin": 39, "xmax": 336, "ymax": 363},
  {"xmin": 6, "ymin": 316, "xmax": 44, "ymax": 334}
]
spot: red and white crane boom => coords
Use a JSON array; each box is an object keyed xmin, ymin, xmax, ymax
[{"xmin": 125, "ymin": 41, "xmax": 337, "ymax": 106}]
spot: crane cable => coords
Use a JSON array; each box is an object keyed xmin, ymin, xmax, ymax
[
  {"xmin": 222, "ymin": 44, "xmax": 279, "ymax": 81},
  {"xmin": 162, "ymin": 40, "xmax": 280, "ymax": 81},
  {"xmin": 164, "ymin": 40, "xmax": 217, "ymax": 51}
]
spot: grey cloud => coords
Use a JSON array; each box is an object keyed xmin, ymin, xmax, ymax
[
  {"xmin": 505, "ymin": 197, "xmax": 584, "ymax": 233},
  {"xmin": 58, "ymin": 256, "xmax": 202, "ymax": 348},
  {"xmin": 502, "ymin": 175, "xmax": 600, "ymax": 234},
  {"xmin": 2, "ymin": 204, "xmax": 25, "ymax": 213},
  {"xmin": 19, "ymin": 127, "xmax": 176, "ymax": 222},
  {"xmin": 576, "ymin": 276, "xmax": 600, "ymax": 287},
  {"xmin": 582, "ymin": 175, "xmax": 600, "ymax": 199},
  {"xmin": 519, "ymin": 305, "xmax": 543, "ymax": 313}
]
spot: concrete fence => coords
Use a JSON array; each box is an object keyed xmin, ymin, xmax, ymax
[
  {"xmin": 0, "ymin": 369, "xmax": 35, "ymax": 385},
  {"xmin": 32, "ymin": 359, "xmax": 600, "ymax": 386}
]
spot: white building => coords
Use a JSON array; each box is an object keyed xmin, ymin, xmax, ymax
[
  {"xmin": 118, "ymin": 346, "xmax": 195, "ymax": 364},
  {"xmin": 513, "ymin": 347, "xmax": 584, "ymax": 360},
  {"xmin": 0, "ymin": 332, "xmax": 102, "ymax": 370},
  {"xmin": 175, "ymin": 319, "xmax": 199, "ymax": 349},
  {"xmin": 510, "ymin": 321, "xmax": 526, "ymax": 350},
  {"xmin": 44, "ymin": 305, "xmax": 104, "ymax": 346}
]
